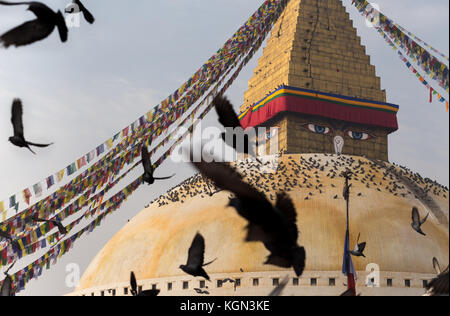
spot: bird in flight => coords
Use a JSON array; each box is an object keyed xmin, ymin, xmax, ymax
[
  {"xmin": 179, "ymin": 233, "xmax": 217, "ymax": 281},
  {"xmin": 192, "ymin": 160, "xmax": 306, "ymax": 277},
  {"xmin": 193, "ymin": 288, "xmax": 210, "ymax": 295},
  {"xmin": 411, "ymin": 207, "xmax": 429, "ymax": 236},
  {"xmin": 0, "ymin": 1, "xmax": 68, "ymax": 48},
  {"xmin": 8, "ymin": 99, "xmax": 53, "ymax": 154},
  {"xmin": 433, "ymin": 257, "xmax": 442, "ymax": 275},
  {"xmin": 65, "ymin": 0, "xmax": 95, "ymax": 24},
  {"xmin": 0, "ymin": 261, "xmax": 16, "ymax": 297},
  {"xmin": 348, "ymin": 233, "xmax": 366, "ymax": 258},
  {"xmin": 141, "ymin": 144, "xmax": 175, "ymax": 185},
  {"xmin": 129, "ymin": 272, "xmax": 160, "ymax": 296},
  {"xmin": 425, "ymin": 266, "xmax": 449, "ymax": 296},
  {"xmin": 213, "ymin": 95, "xmax": 261, "ymax": 163},
  {"xmin": 31, "ymin": 215, "xmax": 67, "ymax": 235}
]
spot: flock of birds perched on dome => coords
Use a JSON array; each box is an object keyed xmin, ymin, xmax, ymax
[{"xmin": 0, "ymin": 0, "xmax": 448, "ymax": 297}]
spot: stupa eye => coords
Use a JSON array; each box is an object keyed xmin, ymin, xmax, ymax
[
  {"xmin": 345, "ymin": 130, "xmax": 373, "ymax": 140},
  {"xmin": 304, "ymin": 123, "xmax": 333, "ymax": 135}
]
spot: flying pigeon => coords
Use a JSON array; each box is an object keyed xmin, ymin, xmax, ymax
[
  {"xmin": 65, "ymin": 0, "xmax": 95, "ymax": 24},
  {"xmin": 213, "ymin": 95, "xmax": 261, "ymax": 163},
  {"xmin": 192, "ymin": 160, "xmax": 306, "ymax": 277},
  {"xmin": 179, "ymin": 233, "xmax": 217, "ymax": 281},
  {"xmin": 0, "ymin": 261, "xmax": 16, "ymax": 297},
  {"xmin": 8, "ymin": 99, "xmax": 53, "ymax": 154},
  {"xmin": 129, "ymin": 272, "xmax": 160, "ymax": 296},
  {"xmin": 411, "ymin": 207, "xmax": 429, "ymax": 236},
  {"xmin": 193, "ymin": 288, "xmax": 210, "ymax": 295},
  {"xmin": 141, "ymin": 144, "xmax": 175, "ymax": 185},
  {"xmin": 0, "ymin": 1, "xmax": 67, "ymax": 48},
  {"xmin": 426, "ymin": 266, "xmax": 449, "ymax": 296},
  {"xmin": 31, "ymin": 215, "xmax": 67, "ymax": 235},
  {"xmin": 433, "ymin": 257, "xmax": 442, "ymax": 275},
  {"xmin": 348, "ymin": 233, "xmax": 366, "ymax": 258}
]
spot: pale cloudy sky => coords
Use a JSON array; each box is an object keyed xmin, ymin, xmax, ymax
[{"xmin": 0, "ymin": 0, "xmax": 448, "ymax": 296}]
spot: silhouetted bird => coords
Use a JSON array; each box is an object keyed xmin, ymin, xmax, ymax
[
  {"xmin": 130, "ymin": 272, "xmax": 160, "ymax": 296},
  {"xmin": 348, "ymin": 233, "xmax": 366, "ymax": 258},
  {"xmin": 426, "ymin": 266, "xmax": 449, "ymax": 296},
  {"xmin": 213, "ymin": 95, "xmax": 261, "ymax": 163},
  {"xmin": 141, "ymin": 144, "xmax": 175, "ymax": 185},
  {"xmin": 8, "ymin": 99, "xmax": 53, "ymax": 154},
  {"xmin": 194, "ymin": 288, "xmax": 210, "ymax": 295},
  {"xmin": 0, "ymin": 261, "xmax": 16, "ymax": 297},
  {"xmin": 65, "ymin": 0, "xmax": 95, "ymax": 24},
  {"xmin": 32, "ymin": 215, "xmax": 67, "ymax": 235},
  {"xmin": 411, "ymin": 207, "xmax": 429, "ymax": 236},
  {"xmin": 0, "ymin": 1, "xmax": 67, "ymax": 48},
  {"xmin": 192, "ymin": 161, "xmax": 306, "ymax": 277},
  {"xmin": 433, "ymin": 257, "xmax": 442, "ymax": 275},
  {"xmin": 180, "ymin": 233, "xmax": 216, "ymax": 281}
]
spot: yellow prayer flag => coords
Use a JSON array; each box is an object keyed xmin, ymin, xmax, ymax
[
  {"xmin": 106, "ymin": 138, "xmax": 114, "ymax": 149},
  {"xmin": 0, "ymin": 201, "xmax": 4, "ymax": 212}
]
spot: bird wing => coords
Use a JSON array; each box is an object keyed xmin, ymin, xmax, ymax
[
  {"xmin": 0, "ymin": 275, "xmax": 13, "ymax": 297},
  {"xmin": 411, "ymin": 207, "xmax": 420, "ymax": 226},
  {"xmin": 1, "ymin": 19, "xmax": 54, "ymax": 48},
  {"xmin": 433, "ymin": 257, "xmax": 442, "ymax": 275},
  {"xmin": 358, "ymin": 242, "xmax": 366, "ymax": 253},
  {"xmin": 213, "ymin": 95, "xmax": 242, "ymax": 129},
  {"xmin": 427, "ymin": 270, "xmax": 449, "ymax": 296},
  {"xmin": 138, "ymin": 289, "xmax": 160, "ymax": 297},
  {"xmin": 130, "ymin": 272, "xmax": 137, "ymax": 294},
  {"xmin": 420, "ymin": 212, "xmax": 429, "ymax": 225},
  {"xmin": 55, "ymin": 11, "xmax": 68, "ymax": 42},
  {"xmin": 141, "ymin": 144, "xmax": 153, "ymax": 174},
  {"xmin": 75, "ymin": 0, "xmax": 95, "ymax": 24},
  {"xmin": 186, "ymin": 233, "xmax": 205, "ymax": 268},
  {"xmin": 275, "ymin": 192, "xmax": 298, "ymax": 240},
  {"xmin": 11, "ymin": 99, "xmax": 24, "ymax": 138}
]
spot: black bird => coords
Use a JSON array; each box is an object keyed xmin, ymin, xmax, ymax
[
  {"xmin": 194, "ymin": 288, "xmax": 210, "ymax": 295},
  {"xmin": 433, "ymin": 257, "xmax": 442, "ymax": 275},
  {"xmin": 65, "ymin": 0, "xmax": 94, "ymax": 24},
  {"xmin": 411, "ymin": 207, "xmax": 429, "ymax": 236},
  {"xmin": 213, "ymin": 95, "xmax": 261, "ymax": 163},
  {"xmin": 348, "ymin": 233, "xmax": 366, "ymax": 258},
  {"xmin": 8, "ymin": 99, "xmax": 53, "ymax": 154},
  {"xmin": 192, "ymin": 161, "xmax": 306, "ymax": 277},
  {"xmin": 129, "ymin": 272, "xmax": 160, "ymax": 296},
  {"xmin": 31, "ymin": 215, "xmax": 67, "ymax": 235},
  {"xmin": 179, "ymin": 233, "xmax": 216, "ymax": 281},
  {"xmin": 426, "ymin": 266, "xmax": 449, "ymax": 296},
  {"xmin": 268, "ymin": 276, "xmax": 289, "ymax": 296},
  {"xmin": 0, "ymin": 1, "xmax": 67, "ymax": 48},
  {"xmin": 141, "ymin": 144, "xmax": 175, "ymax": 185},
  {"xmin": 0, "ymin": 262, "xmax": 16, "ymax": 297}
]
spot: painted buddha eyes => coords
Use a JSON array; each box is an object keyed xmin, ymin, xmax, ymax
[
  {"xmin": 345, "ymin": 130, "xmax": 373, "ymax": 140},
  {"xmin": 304, "ymin": 123, "xmax": 333, "ymax": 135},
  {"xmin": 303, "ymin": 123, "xmax": 374, "ymax": 141}
]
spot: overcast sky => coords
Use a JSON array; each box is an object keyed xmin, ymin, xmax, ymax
[{"xmin": 0, "ymin": 0, "xmax": 448, "ymax": 296}]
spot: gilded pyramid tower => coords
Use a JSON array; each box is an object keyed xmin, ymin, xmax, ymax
[{"xmin": 240, "ymin": 0, "xmax": 399, "ymax": 161}]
